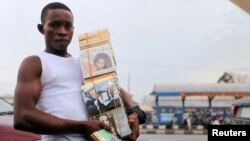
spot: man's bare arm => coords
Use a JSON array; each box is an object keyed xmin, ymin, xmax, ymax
[
  {"xmin": 14, "ymin": 56, "xmax": 110, "ymax": 136},
  {"xmin": 119, "ymin": 87, "xmax": 136, "ymax": 110},
  {"xmin": 119, "ymin": 87, "xmax": 140, "ymax": 141}
]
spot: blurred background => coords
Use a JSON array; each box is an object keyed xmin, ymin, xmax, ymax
[{"xmin": 1, "ymin": 0, "xmax": 250, "ymax": 140}]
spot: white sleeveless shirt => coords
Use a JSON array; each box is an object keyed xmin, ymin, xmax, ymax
[{"xmin": 37, "ymin": 52, "xmax": 88, "ymax": 141}]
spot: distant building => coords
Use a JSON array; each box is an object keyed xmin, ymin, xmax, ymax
[{"xmin": 142, "ymin": 83, "xmax": 250, "ymax": 125}]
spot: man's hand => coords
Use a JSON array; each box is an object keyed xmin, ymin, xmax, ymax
[
  {"xmin": 127, "ymin": 113, "xmax": 140, "ymax": 141},
  {"xmin": 83, "ymin": 120, "xmax": 112, "ymax": 140},
  {"xmin": 119, "ymin": 87, "xmax": 142, "ymax": 140}
]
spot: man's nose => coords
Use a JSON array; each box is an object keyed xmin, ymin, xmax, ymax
[{"xmin": 58, "ymin": 27, "xmax": 67, "ymax": 36}]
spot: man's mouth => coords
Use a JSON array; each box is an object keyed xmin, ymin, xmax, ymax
[{"xmin": 56, "ymin": 39, "xmax": 69, "ymax": 44}]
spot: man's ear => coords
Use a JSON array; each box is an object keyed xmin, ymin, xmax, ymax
[{"xmin": 37, "ymin": 24, "xmax": 44, "ymax": 34}]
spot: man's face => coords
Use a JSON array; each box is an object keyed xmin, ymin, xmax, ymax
[{"xmin": 42, "ymin": 9, "xmax": 74, "ymax": 53}]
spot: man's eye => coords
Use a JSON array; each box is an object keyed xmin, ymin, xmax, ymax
[
  {"xmin": 50, "ymin": 23, "xmax": 59, "ymax": 28},
  {"xmin": 65, "ymin": 24, "xmax": 73, "ymax": 29}
]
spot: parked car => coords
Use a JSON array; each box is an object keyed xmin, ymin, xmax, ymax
[
  {"xmin": 231, "ymin": 98, "xmax": 250, "ymax": 125},
  {"xmin": 0, "ymin": 97, "xmax": 41, "ymax": 141}
]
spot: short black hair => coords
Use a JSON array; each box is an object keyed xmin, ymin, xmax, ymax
[{"xmin": 41, "ymin": 2, "xmax": 72, "ymax": 23}]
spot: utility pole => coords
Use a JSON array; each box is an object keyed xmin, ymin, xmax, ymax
[{"xmin": 128, "ymin": 72, "xmax": 130, "ymax": 95}]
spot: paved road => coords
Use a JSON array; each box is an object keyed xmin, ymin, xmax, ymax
[{"xmin": 137, "ymin": 134, "xmax": 207, "ymax": 141}]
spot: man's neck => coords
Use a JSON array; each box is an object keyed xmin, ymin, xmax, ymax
[{"xmin": 44, "ymin": 49, "xmax": 71, "ymax": 57}]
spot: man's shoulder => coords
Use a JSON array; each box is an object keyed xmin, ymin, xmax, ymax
[
  {"xmin": 18, "ymin": 55, "xmax": 42, "ymax": 77},
  {"xmin": 21, "ymin": 55, "xmax": 41, "ymax": 65},
  {"xmin": 21, "ymin": 55, "xmax": 41, "ymax": 69}
]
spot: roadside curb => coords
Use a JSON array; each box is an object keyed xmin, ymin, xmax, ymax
[
  {"xmin": 140, "ymin": 129, "xmax": 207, "ymax": 135},
  {"xmin": 140, "ymin": 125, "xmax": 207, "ymax": 134}
]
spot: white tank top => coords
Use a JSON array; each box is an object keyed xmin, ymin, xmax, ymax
[{"xmin": 37, "ymin": 52, "xmax": 88, "ymax": 141}]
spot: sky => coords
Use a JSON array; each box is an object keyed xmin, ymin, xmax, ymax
[{"xmin": 1, "ymin": 0, "xmax": 250, "ymax": 104}]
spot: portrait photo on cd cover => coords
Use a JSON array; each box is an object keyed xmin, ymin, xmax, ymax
[
  {"xmin": 82, "ymin": 85, "xmax": 100, "ymax": 117},
  {"xmin": 82, "ymin": 81, "xmax": 121, "ymax": 117},
  {"xmin": 80, "ymin": 45, "xmax": 116, "ymax": 78}
]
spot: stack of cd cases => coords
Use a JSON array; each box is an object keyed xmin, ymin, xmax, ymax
[{"xmin": 78, "ymin": 29, "xmax": 131, "ymax": 139}]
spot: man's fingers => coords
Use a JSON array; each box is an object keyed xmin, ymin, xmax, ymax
[
  {"xmin": 129, "ymin": 118, "xmax": 135, "ymax": 124},
  {"xmin": 100, "ymin": 122, "xmax": 112, "ymax": 132},
  {"xmin": 132, "ymin": 121, "xmax": 139, "ymax": 140},
  {"xmin": 128, "ymin": 114, "xmax": 140, "ymax": 141}
]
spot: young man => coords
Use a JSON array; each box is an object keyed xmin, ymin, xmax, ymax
[{"xmin": 14, "ymin": 2, "xmax": 145, "ymax": 141}]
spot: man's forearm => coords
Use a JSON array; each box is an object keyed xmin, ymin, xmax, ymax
[
  {"xmin": 14, "ymin": 108, "xmax": 85, "ymax": 135},
  {"xmin": 119, "ymin": 87, "xmax": 136, "ymax": 110},
  {"xmin": 119, "ymin": 87, "xmax": 146, "ymax": 124}
]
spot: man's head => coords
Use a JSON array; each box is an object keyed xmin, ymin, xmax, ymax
[
  {"xmin": 40, "ymin": 2, "xmax": 73, "ymax": 24},
  {"xmin": 38, "ymin": 2, "xmax": 74, "ymax": 56}
]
